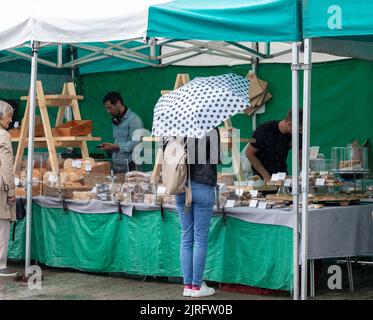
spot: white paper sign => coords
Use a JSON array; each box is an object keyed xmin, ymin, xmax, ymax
[
  {"xmin": 249, "ymin": 200, "xmax": 258, "ymax": 208},
  {"xmin": 315, "ymin": 178, "xmax": 326, "ymax": 186},
  {"xmin": 284, "ymin": 179, "xmax": 292, "ymax": 187},
  {"xmin": 14, "ymin": 177, "xmax": 20, "ymax": 186},
  {"xmin": 278, "ymin": 172, "xmax": 287, "ymax": 181},
  {"xmin": 258, "ymin": 201, "xmax": 267, "ymax": 209},
  {"xmin": 235, "ymin": 189, "xmax": 244, "ymax": 196},
  {"xmin": 13, "ymin": 121, "xmax": 19, "ymax": 129},
  {"xmin": 157, "ymin": 186, "xmax": 167, "ymax": 194},
  {"xmin": 48, "ymin": 175, "xmax": 58, "ymax": 183},
  {"xmin": 271, "ymin": 173, "xmax": 279, "ymax": 181},
  {"xmin": 218, "ymin": 183, "xmax": 227, "ymax": 193},
  {"xmin": 85, "ymin": 163, "xmax": 92, "ymax": 172},
  {"xmin": 249, "ymin": 190, "xmax": 258, "ymax": 197},
  {"xmin": 225, "ymin": 200, "xmax": 235, "ymax": 208},
  {"xmin": 72, "ymin": 160, "xmax": 82, "ymax": 169}
]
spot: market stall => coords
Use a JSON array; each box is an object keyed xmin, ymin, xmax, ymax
[
  {"xmin": 300, "ymin": 0, "xmax": 373, "ymax": 299},
  {"xmin": 1, "ymin": 0, "xmax": 372, "ymax": 300}
]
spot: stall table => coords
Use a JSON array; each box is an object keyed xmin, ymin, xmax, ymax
[{"xmin": 8, "ymin": 197, "xmax": 373, "ymax": 291}]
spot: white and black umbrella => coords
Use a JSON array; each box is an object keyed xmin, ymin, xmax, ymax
[{"xmin": 152, "ymin": 73, "xmax": 250, "ymax": 138}]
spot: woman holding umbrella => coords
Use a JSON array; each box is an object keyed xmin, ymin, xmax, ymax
[
  {"xmin": 175, "ymin": 128, "xmax": 221, "ymax": 298},
  {"xmin": 153, "ymin": 73, "xmax": 250, "ymax": 297}
]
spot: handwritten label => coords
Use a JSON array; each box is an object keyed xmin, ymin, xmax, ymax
[
  {"xmin": 249, "ymin": 200, "xmax": 259, "ymax": 208},
  {"xmin": 258, "ymin": 201, "xmax": 267, "ymax": 209},
  {"xmin": 235, "ymin": 189, "xmax": 244, "ymax": 196},
  {"xmin": 218, "ymin": 183, "xmax": 227, "ymax": 193},
  {"xmin": 284, "ymin": 179, "xmax": 292, "ymax": 187},
  {"xmin": 271, "ymin": 173, "xmax": 279, "ymax": 181},
  {"xmin": 157, "ymin": 186, "xmax": 167, "ymax": 194},
  {"xmin": 85, "ymin": 163, "xmax": 92, "ymax": 172},
  {"xmin": 72, "ymin": 160, "xmax": 82, "ymax": 169},
  {"xmin": 315, "ymin": 178, "xmax": 326, "ymax": 186},
  {"xmin": 278, "ymin": 172, "xmax": 287, "ymax": 181},
  {"xmin": 225, "ymin": 200, "xmax": 235, "ymax": 208},
  {"xmin": 249, "ymin": 190, "xmax": 258, "ymax": 197},
  {"xmin": 48, "ymin": 175, "xmax": 59, "ymax": 184}
]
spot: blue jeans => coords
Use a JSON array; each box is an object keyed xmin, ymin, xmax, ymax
[{"xmin": 176, "ymin": 181, "xmax": 215, "ymax": 287}]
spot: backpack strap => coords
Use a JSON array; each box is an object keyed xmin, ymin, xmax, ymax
[{"xmin": 184, "ymin": 164, "xmax": 192, "ymax": 213}]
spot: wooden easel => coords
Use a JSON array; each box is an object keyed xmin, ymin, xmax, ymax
[{"xmin": 13, "ymin": 81, "xmax": 101, "ymax": 173}]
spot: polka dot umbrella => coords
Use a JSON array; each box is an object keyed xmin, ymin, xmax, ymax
[{"xmin": 152, "ymin": 73, "xmax": 250, "ymax": 139}]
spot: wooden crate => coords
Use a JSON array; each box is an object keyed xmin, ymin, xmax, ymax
[{"xmin": 53, "ymin": 120, "xmax": 92, "ymax": 137}]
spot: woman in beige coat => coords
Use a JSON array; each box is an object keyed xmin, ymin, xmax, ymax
[{"xmin": 0, "ymin": 100, "xmax": 17, "ymax": 277}]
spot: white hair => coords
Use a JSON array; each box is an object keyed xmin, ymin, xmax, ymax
[{"xmin": 0, "ymin": 100, "xmax": 13, "ymax": 119}]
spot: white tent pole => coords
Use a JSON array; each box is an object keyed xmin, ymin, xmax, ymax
[
  {"xmin": 291, "ymin": 41, "xmax": 300, "ymax": 300},
  {"xmin": 25, "ymin": 40, "xmax": 39, "ymax": 277},
  {"xmin": 301, "ymin": 38, "xmax": 312, "ymax": 300}
]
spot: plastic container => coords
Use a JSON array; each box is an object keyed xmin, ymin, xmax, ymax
[
  {"xmin": 310, "ymin": 159, "xmax": 333, "ymax": 172},
  {"xmin": 331, "ymin": 146, "xmax": 369, "ymax": 172}
]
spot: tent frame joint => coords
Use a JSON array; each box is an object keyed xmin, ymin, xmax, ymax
[{"xmin": 291, "ymin": 63, "xmax": 312, "ymax": 71}]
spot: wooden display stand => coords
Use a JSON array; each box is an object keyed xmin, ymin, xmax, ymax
[{"xmin": 13, "ymin": 81, "xmax": 101, "ymax": 173}]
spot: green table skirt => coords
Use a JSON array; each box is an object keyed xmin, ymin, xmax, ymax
[{"xmin": 8, "ymin": 203, "xmax": 293, "ymax": 290}]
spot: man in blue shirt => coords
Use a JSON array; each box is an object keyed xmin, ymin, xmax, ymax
[{"xmin": 99, "ymin": 92, "xmax": 144, "ymax": 173}]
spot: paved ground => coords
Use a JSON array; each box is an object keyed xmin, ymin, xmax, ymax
[{"xmin": 1, "ymin": 260, "xmax": 372, "ymax": 300}]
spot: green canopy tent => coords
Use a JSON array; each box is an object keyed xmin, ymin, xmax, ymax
[
  {"xmin": 300, "ymin": 0, "xmax": 373, "ymax": 300},
  {"xmin": 0, "ymin": 0, "xmax": 306, "ymax": 299}
]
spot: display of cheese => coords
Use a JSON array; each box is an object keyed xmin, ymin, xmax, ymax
[{"xmin": 217, "ymin": 173, "xmax": 234, "ymax": 186}]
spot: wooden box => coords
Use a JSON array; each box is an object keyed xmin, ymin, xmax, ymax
[{"xmin": 53, "ymin": 120, "xmax": 92, "ymax": 137}]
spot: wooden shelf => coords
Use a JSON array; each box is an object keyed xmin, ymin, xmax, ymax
[
  {"xmin": 15, "ymin": 81, "xmax": 96, "ymax": 173},
  {"xmin": 21, "ymin": 94, "xmax": 84, "ymax": 107},
  {"xmin": 12, "ymin": 136, "xmax": 101, "ymax": 142}
]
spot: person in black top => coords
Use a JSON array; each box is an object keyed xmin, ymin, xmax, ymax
[{"xmin": 245, "ymin": 109, "xmax": 302, "ymax": 182}]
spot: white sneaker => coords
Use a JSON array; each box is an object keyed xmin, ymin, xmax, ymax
[
  {"xmin": 183, "ymin": 287, "xmax": 193, "ymax": 297},
  {"xmin": 191, "ymin": 282, "xmax": 216, "ymax": 298}
]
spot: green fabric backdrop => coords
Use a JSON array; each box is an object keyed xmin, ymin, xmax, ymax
[
  {"xmin": 76, "ymin": 59, "xmax": 373, "ymax": 169},
  {"xmin": 2, "ymin": 59, "xmax": 373, "ymax": 168}
]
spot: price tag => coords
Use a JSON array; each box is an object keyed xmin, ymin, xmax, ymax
[
  {"xmin": 284, "ymin": 179, "xmax": 292, "ymax": 187},
  {"xmin": 13, "ymin": 121, "xmax": 19, "ymax": 129},
  {"xmin": 235, "ymin": 189, "xmax": 244, "ymax": 196},
  {"xmin": 85, "ymin": 163, "xmax": 92, "ymax": 172},
  {"xmin": 278, "ymin": 172, "xmax": 287, "ymax": 181},
  {"xmin": 271, "ymin": 173, "xmax": 279, "ymax": 181},
  {"xmin": 249, "ymin": 199, "xmax": 258, "ymax": 208},
  {"xmin": 225, "ymin": 200, "xmax": 235, "ymax": 208},
  {"xmin": 15, "ymin": 177, "xmax": 20, "ymax": 186},
  {"xmin": 48, "ymin": 174, "xmax": 58, "ymax": 183},
  {"xmin": 249, "ymin": 190, "xmax": 258, "ymax": 197},
  {"xmin": 258, "ymin": 201, "xmax": 267, "ymax": 209},
  {"xmin": 72, "ymin": 160, "xmax": 82, "ymax": 169},
  {"xmin": 315, "ymin": 178, "xmax": 326, "ymax": 186},
  {"xmin": 218, "ymin": 183, "xmax": 227, "ymax": 193},
  {"xmin": 157, "ymin": 186, "xmax": 167, "ymax": 194}
]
